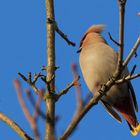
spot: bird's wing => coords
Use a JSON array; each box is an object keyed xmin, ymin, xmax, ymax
[
  {"xmin": 128, "ymin": 81, "xmax": 138, "ymax": 112},
  {"xmin": 100, "ymin": 99, "xmax": 122, "ymax": 123}
]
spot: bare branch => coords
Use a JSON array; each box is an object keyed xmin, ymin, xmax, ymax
[
  {"xmin": 116, "ymin": 72, "xmax": 140, "ymax": 84},
  {"xmin": 46, "ymin": 0, "xmax": 56, "ymax": 139},
  {"xmin": 0, "ymin": 112, "xmax": 33, "ymax": 140},
  {"xmin": 18, "ymin": 72, "xmax": 28, "ymax": 81},
  {"xmin": 71, "ymin": 64, "xmax": 83, "ymax": 111},
  {"xmin": 130, "ymin": 65, "xmax": 137, "ymax": 76},
  {"xmin": 55, "ymin": 76, "xmax": 80, "ymax": 101},
  {"xmin": 47, "ymin": 18, "xmax": 76, "ymax": 46},
  {"xmin": 33, "ymin": 72, "xmax": 44, "ymax": 84},
  {"xmin": 14, "ymin": 80, "xmax": 33, "ymax": 124},
  {"xmin": 33, "ymin": 89, "xmax": 44, "ymax": 121},
  {"xmin": 123, "ymin": 37, "xmax": 140, "ymax": 67},
  {"xmin": 14, "ymin": 79, "xmax": 40, "ymax": 140},
  {"xmin": 26, "ymin": 89, "xmax": 47, "ymax": 120},
  {"xmin": 114, "ymin": 0, "xmax": 126, "ymax": 78},
  {"xmin": 18, "ymin": 72, "xmax": 40, "ymax": 94},
  {"xmin": 55, "ymin": 24, "xmax": 76, "ymax": 46},
  {"xmin": 28, "ymin": 72, "xmax": 32, "ymax": 83},
  {"xmin": 108, "ymin": 32, "xmax": 121, "ymax": 46},
  {"xmin": 61, "ymin": 64, "xmax": 84, "ymax": 137}
]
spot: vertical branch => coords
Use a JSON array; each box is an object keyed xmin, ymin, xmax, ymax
[
  {"xmin": 45, "ymin": 0, "xmax": 55, "ymax": 140},
  {"xmin": 114, "ymin": 0, "xmax": 126, "ymax": 77}
]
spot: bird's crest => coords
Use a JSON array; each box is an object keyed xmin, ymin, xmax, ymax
[
  {"xmin": 77, "ymin": 24, "xmax": 105, "ymax": 53},
  {"xmin": 85, "ymin": 24, "xmax": 105, "ymax": 35}
]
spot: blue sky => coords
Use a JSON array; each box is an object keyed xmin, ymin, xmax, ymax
[{"xmin": 0, "ymin": 0, "xmax": 140, "ymax": 140}]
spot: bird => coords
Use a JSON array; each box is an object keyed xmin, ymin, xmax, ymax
[{"xmin": 78, "ymin": 24, "xmax": 140, "ymax": 135}]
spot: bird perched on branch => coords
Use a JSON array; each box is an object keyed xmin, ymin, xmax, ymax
[{"xmin": 78, "ymin": 24, "xmax": 140, "ymax": 135}]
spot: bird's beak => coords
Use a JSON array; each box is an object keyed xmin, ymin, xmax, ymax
[{"xmin": 77, "ymin": 47, "xmax": 82, "ymax": 53}]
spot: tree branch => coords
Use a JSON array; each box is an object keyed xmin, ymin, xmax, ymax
[
  {"xmin": 26, "ymin": 89, "xmax": 47, "ymax": 120},
  {"xmin": 18, "ymin": 72, "xmax": 41, "ymax": 97},
  {"xmin": 0, "ymin": 112, "xmax": 33, "ymax": 140},
  {"xmin": 71, "ymin": 64, "xmax": 83, "ymax": 111},
  {"xmin": 108, "ymin": 32, "xmax": 120, "ymax": 46},
  {"xmin": 33, "ymin": 89, "xmax": 44, "ymax": 122},
  {"xmin": 55, "ymin": 23, "xmax": 76, "ymax": 46},
  {"xmin": 123, "ymin": 36, "xmax": 140, "ymax": 67},
  {"xmin": 45, "ymin": 0, "xmax": 55, "ymax": 140},
  {"xmin": 47, "ymin": 18, "xmax": 76, "ymax": 46},
  {"xmin": 116, "ymin": 72, "xmax": 140, "ymax": 84},
  {"xmin": 14, "ymin": 80, "xmax": 40, "ymax": 140},
  {"xmin": 55, "ymin": 76, "xmax": 80, "ymax": 101},
  {"xmin": 114, "ymin": 0, "xmax": 126, "ymax": 78}
]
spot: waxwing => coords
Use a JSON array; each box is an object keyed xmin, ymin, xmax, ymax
[{"xmin": 78, "ymin": 24, "xmax": 140, "ymax": 135}]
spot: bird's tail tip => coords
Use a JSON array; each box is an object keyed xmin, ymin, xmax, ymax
[{"xmin": 130, "ymin": 124, "xmax": 140, "ymax": 136}]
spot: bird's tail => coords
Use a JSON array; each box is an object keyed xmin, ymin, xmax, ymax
[{"xmin": 130, "ymin": 123, "xmax": 140, "ymax": 136}]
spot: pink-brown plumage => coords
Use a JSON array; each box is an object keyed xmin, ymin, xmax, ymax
[{"xmin": 78, "ymin": 24, "xmax": 140, "ymax": 135}]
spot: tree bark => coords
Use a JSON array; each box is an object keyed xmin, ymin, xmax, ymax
[{"xmin": 45, "ymin": 0, "xmax": 55, "ymax": 140}]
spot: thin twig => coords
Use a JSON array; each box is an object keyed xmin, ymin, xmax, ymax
[
  {"xmin": 26, "ymin": 89, "xmax": 47, "ymax": 120},
  {"xmin": 33, "ymin": 72, "xmax": 44, "ymax": 84},
  {"xmin": 28, "ymin": 72, "xmax": 32, "ymax": 83},
  {"xmin": 32, "ymin": 90, "xmax": 44, "ymax": 140},
  {"xmin": 18, "ymin": 72, "xmax": 47, "ymax": 101},
  {"xmin": 18, "ymin": 72, "xmax": 39, "ymax": 94},
  {"xmin": 14, "ymin": 80, "xmax": 34, "ymax": 124},
  {"xmin": 0, "ymin": 112, "xmax": 33, "ymax": 140},
  {"xmin": 71, "ymin": 64, "xmax": 83, "ymax": 111},
  {"xmin": 18, "ymin": 72, "xmax": 28, "ymax": 81},
  {"xmin": 55, "ymin": 76, "xmax": 80, "ymax": 101},
  {"xmin": 47, "ymin": 18, "xmax": 76, "ymax": 46},
  {"xmin": 33, "ymin": 89, "xmax": 44, "ymax": 121},
  {"xmin": 14, "ymin": 79, "xmax": 40, "ymax": 140},
  {"xmin": 108, "ymin": 32, "xmax": 120, "ymax": 46},
  {"xmin": 130, "ymin": 65, "xmax": 137, "ymax": 76},
  {"xmin": 123, "ymin": 37, "xmax": 140, "ymax": 67},
  {"xmin": 55, "ymin": 24, "xmax": 76, "ymax": 46},
  {"xmin": 116, "ymin": 72, "xmax": 140, "ymax": 84},
  {"xmin": 62, "ymin": 64, "xmax": 84, "ymax": 137}
]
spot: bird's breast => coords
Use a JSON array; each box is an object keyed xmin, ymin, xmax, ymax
[{"xmin": 79, "ymin": 43, "xmax": 127, "ymax": 104}]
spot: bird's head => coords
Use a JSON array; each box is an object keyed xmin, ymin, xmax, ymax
[{"xmin": 77, "ymin": 24, "xmax": 105, "ymax": 53}]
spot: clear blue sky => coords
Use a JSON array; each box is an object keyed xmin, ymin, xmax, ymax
[{"xmin": 0, "ymin": 0, "xmax": 140, "ymax": 140}]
